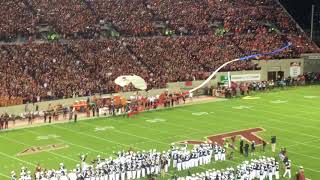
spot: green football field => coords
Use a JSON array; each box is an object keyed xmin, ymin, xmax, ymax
[{"xmin": 0, "ymin": 86, "xmax": 320, "ymax": 179}]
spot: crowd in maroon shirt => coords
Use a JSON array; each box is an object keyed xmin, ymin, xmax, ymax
[{"xmin": 0, "ymin": 0, "xmax": 319, "ymax": 104}]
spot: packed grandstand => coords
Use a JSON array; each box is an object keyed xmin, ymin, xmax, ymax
[
  {"xmin": 0, "ymin": 0, "xmax": 318, "ymax": 180},
  {"xmin": 0, "ymin": 0, "xmax": 319, "ymax": 105}
]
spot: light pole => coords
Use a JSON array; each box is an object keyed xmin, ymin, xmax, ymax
[{"xmin": 311, "ymin": 4, "xmax": 315, "ymax": 40}]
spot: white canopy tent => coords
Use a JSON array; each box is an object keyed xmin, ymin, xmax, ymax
[{"xmin": 114, "ymin": 75, "xmax": 147, "ymax": 90}]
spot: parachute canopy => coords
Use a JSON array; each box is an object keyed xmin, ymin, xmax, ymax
[{"xmin": 114, "ymin": 75, "xmax": 147, "ymax": 90}]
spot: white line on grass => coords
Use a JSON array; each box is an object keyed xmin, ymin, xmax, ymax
[
  {"xmin": 242, "ymin": 98, "xmax": 320, "ymax": 124},
  {"xmin": 176, "ymin": 108, "xmax": 320, "ymax": 147},
  {"xmin": 0, "ymin": 135, "xmax": 78, "ymax": 163},
  {"xmin": 51, "ymin": 124, "xmax": 143, "ymax": 150},
  {"xmin": 0, "ymin": 151, "xmax": 36, "ymax": 167},
  {"xmin": 197, "ymin": 103, "xmax": 320, "ymax": 139},
  {"xmin": 23, "ymin": 128, "xmax": 108, "ymax": 155},
  {"xmin": 0, "ymin": 172, "xmax": 11, "ymax": 179},
  {"xmin": 170, "ymin": 110, "xmax": 320, "ymax": 172},
  {"xmin": 182, "ymin": 107, "xmax": 320, "ymax": 159},
  {"xmin": 51, "ymin": 124, "xmax": 174, "ymax": 176},
  {"xmin": 285, "ymin": 139, "xmax": 320, "ymax": 148},
  {"xmin": 113, "ymin": 114, "xmax": 320, "ymax": 174}
]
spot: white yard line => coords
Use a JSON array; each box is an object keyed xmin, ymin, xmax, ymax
[
  {"xmin": 0, "ymin": 135, "xmax": 79, "ymax": 163},
  {"xmin": 52, "ymin": 124, "xmax": 143, "ymax": 150},
  {"xmin": 243, "ymin": 99, "xmax": 320, "ymax": 123},
  {"xmin": 23, "ymin": 128, "xmax": 108, "ymax": 155},
  {"xmin": 0, "ymin": 151, "xmax": 36, "ymax": 167},
  {"xmin": 82, "ymin": 113, "xmax": 320, "ymax": 173},
  {"xmin": 285, "ymin": 139, "xmax": 320, "ymax": 149},
  {"xmin": 0, "ymin": 173, "xmax": 11, "ymax": 179},
  {"xmin": 175, "ymin": 108, "xmax": 320, "ymax": 149},
  {"xmin": 200, "ymin": 102, "xmax": 320, "ymax": 138},
  {"xmin": 172, "ymin": 111, "xmax": 320, "ymax": 173},
  {"xmin": 98, "ymin": 114, "xmax": 320, "ymax": 174},
  {"xmin": 1, "ymin": 91, "xmax": 319, "ymax": 177}
]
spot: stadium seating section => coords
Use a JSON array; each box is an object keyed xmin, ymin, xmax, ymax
[{"xmin": 0, "ymin": 0, "xmax": 319, "ymax": 103}]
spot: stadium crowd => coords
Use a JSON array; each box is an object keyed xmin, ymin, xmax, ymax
[{"xmin": 0, "ymin": 0, "xmax": 319, "ymax": 106}]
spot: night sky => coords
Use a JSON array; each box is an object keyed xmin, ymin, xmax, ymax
[{"xmin": 280, "ymin": 0, "xmax": 320, "ymax": 29}]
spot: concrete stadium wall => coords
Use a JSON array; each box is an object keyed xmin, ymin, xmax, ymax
[
  {"xmin": 301, "ymin": 53, "xmax": 320, "ymax": 72},
  {"xmin": 167, "ymin": 70, "xmax": 263, "ymax": 89},
  {"xmin": 253, "ymin": 58, "xmax": 304, "ymax": 79}
]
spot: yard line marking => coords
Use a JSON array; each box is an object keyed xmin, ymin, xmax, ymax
[
  {"xmin": 23, "ymin": 128, "xmax": 108, "ymax": 155},
  {"xmin": 172, "ymin": 110, "xmax": 320, "ymax": 172},
  {"xmin": 177, "ymin": 108, "xmax": 320, "ymax": 140},
  {"xmin": 0, "ymin": 151, "xmax": 36, "ymax": 167},
  {"xmin": 52, "ymin": 124, "xmax": 143, "ymax": 150},
  {"xmin": 79, "ymin": 116, "xmax": 253, "ymax": 173},
  {"xmin": 0, "ymin": 172, "xmax": 10, "ymax": 179},
  {"xmin": 287, "ymin": 150, "xmax": 320, "ymax": 160},
  {"xmin": 81, "ymin": 121, "xmax": 168, "ymax": 146},
  {"xmin": 174, "ymin": 108, "xmax": 320, "ymax": 153},
  {"xmin": 0, "ymin": 135, "xmax": 78, "ymax": 163},
  {"xmin": 285, "ymin": 139, "xmax": 320, "ymax": 149},
  {"xmin": 162, "ymin": 109, "xmax": 320, "ymax": 165},
  {"xmin": 224, "ymin": 100, "xmax": 320, "ymax": 129},
  {"xmin": 130, "ymin": 113, "xmax": 320, "ymax": 174},
  {"xmin": 200, "ymin": 103, "xmax": 320, "ymax": 138},
  {"xmin": 242, "ymin": 97, "xmax": 320, "ymax": 123}
]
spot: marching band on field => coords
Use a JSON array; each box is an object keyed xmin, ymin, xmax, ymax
[{"xmin": 11, "ymin": 142, "xmax": 291, "ymax": 180}]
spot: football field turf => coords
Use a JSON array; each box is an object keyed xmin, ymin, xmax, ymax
[{"xmin": 0, "ymin": 86, "xmax": 319, "ymax": 179}]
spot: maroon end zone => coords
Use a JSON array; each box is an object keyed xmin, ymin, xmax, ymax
[{"xmin": 180, "ymin": 128, "xmax": 265, "ymax": 146}]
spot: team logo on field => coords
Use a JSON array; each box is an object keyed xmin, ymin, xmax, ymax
[
  {"xmin": 17, "ymin": 144, "xmax": 69, "ymax": 156},
  {"xmin": 179, "ymin": 128, "xmax": 265, "ymax": 146},
  {"xmin": 145, "ymin": 118, "xmax": 166, "ymax": 123},
  {"xmin": 270, "ymin": 100, "xmax": 288, "ymax": 104},
  {"xmin": 36, "ymin": 134, "xmax": 60, "ymax": 140},
  {"xmin": 94, "ymin": 126, "xmax": 115, "ymax": 132},
  {"xmin": 242, "ymin": 96, "xmax": 260, "ymax": 100},
  {"xmin": 232, "ymin": 106, "xmax": 253, "ymax": 110}
]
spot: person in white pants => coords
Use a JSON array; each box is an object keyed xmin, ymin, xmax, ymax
[
  {"xmin": 283, "ymin": 160, "xmax": 291, "ymax": 178},
  {"xmin": 221, "ymin": 148, "xmax": 226, "ymax": 161},
  {"xmin": 275, "ymin": 162, "xmax": 280, "ymax": 179}
]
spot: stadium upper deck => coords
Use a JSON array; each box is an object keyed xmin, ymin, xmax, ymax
[{"xmin": 0, "ymin": 0, "xmax": 319, "ymax": 104}]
